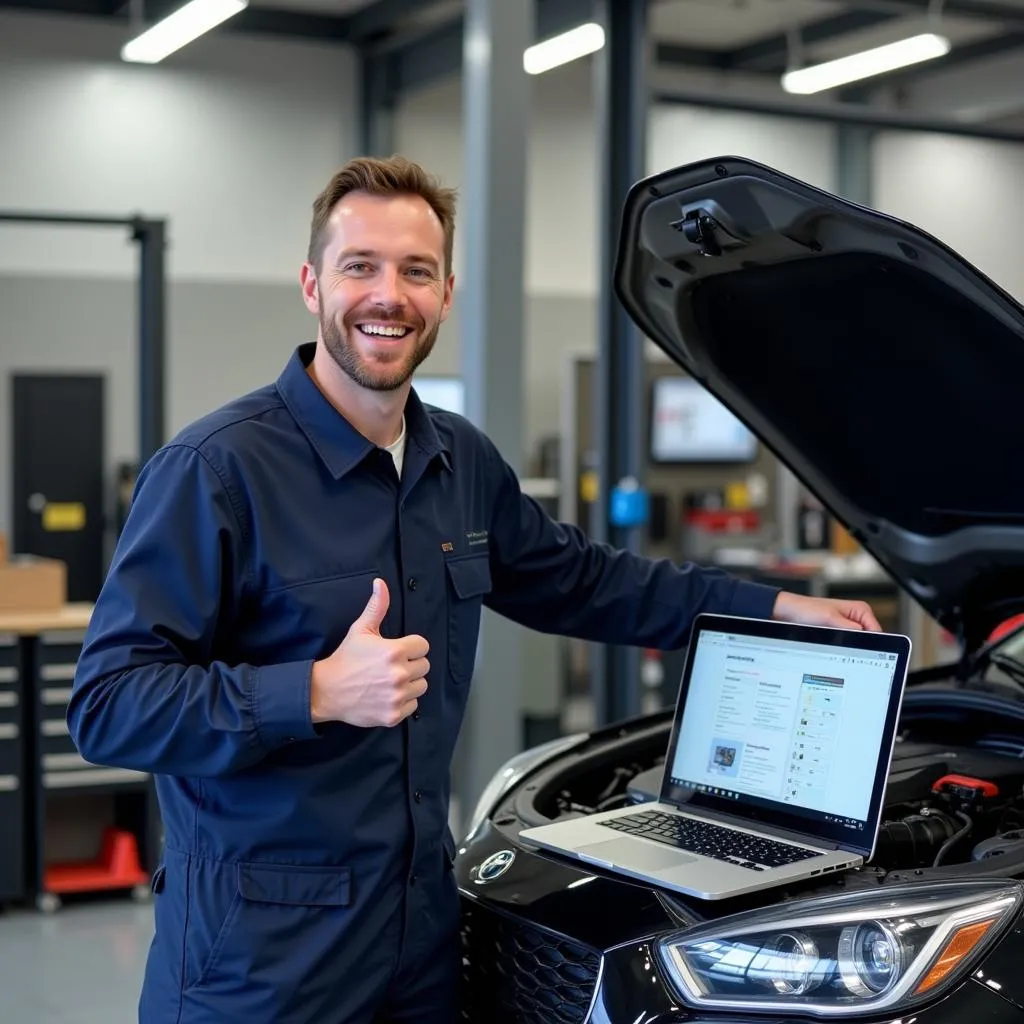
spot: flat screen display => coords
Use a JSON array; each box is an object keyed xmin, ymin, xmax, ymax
[
  {"xmin": 414, "ymin": 377, "xmax": 465, "ymax": 416},
  {"xmin": 650, "ymin": 376, "xmax": 757, "ymax": 463}
]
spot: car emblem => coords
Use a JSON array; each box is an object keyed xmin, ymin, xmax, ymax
[{"xmin": 475, "ymin": 849, "xmax": 515, "ymax": 883}]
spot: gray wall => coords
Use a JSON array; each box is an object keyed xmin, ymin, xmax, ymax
[
  {"xmin": 1, "ymin": 275, "xmax": 307, "ymax": 541},
  {"xmin": 1, "ymin": 274, "xmax": 595, "ymax": 542}
]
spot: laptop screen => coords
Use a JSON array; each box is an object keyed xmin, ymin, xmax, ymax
[{"xmin": 662, "ymin": 616, "xmax": 909, "ymax": 856}]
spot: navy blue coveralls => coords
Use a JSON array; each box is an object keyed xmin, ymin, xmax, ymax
[{"xmin": 68, "ymin": 343, "xmax": 779, "ymax": 1024}]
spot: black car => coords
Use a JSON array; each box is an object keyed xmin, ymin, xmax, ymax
[{"xmin": 455, "ymin": 157, "xmax": 1024, "ymax": 1023}]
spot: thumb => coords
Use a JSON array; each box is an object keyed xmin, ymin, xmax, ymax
[{"xmin": 354, "ymin": 578, "xmax": 389, "ymax": 634}]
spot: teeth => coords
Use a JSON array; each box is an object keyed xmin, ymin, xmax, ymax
[{"xmin": 360, "ymin": 324, "xmax": 408, "ymax": 337}]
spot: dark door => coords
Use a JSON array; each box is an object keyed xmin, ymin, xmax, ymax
[{"xmin": 12, "ymin": 375, "xmax": 106, "ymax": 602}]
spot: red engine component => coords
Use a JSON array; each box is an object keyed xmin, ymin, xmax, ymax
[{"xmin": 931, "ymin": 774, "xmax": 1000, "ymax": 801}]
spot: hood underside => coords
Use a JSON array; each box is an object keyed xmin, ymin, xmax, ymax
[{"xmin": 613, "ymin": 157, "xmax": 1024, "ymax": 650}]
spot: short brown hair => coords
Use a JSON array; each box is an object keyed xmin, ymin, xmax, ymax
[{"xmin": 308, "ymin": 155, "xmax": 457, "ymax": 274}]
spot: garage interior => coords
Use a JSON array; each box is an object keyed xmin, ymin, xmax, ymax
[{"xmin": 1, "ymin": 0, "xmax": 1023, "ymax": 1019}]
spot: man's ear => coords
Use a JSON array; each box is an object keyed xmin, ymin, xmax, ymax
[{"xmin": 300, "ymin": 262, "xmax": 320, "ymax": 315}]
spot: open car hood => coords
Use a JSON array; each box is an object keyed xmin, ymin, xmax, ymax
[{"xmin": 614, "ymin": 157, "xmax": 1024, "ymax": 651}]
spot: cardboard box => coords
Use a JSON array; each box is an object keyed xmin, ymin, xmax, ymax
[
  {"xmin": 831, "ymin": 523, "xmax": 862, "ymax": 556},
  {"xmin": 0, "ymin": 556, "xmax": 67, "ymax": 613}
]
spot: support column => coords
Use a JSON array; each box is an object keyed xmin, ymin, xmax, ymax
[
  {"xmin": 454, "ymin": 0, "xmax": 533, "ymax": 820},
  {"xmin": 359, "ymin": 54, "xmax": 396, "ymax": 157},
  {"xmin": 134, "ymin": 219, "xmax": 167, "ymax": 464},
  {"xmin": 836, "ymin": 124, "xmax": 873, "ymax": 206},
  {"xmin": 590, "ymin": 0, "xmax": 650, "ymax": 726}
]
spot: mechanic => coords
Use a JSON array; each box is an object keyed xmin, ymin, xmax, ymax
[{"xmin": 67, "ymin": 155, "xmax": 881, "ymax": 1024}]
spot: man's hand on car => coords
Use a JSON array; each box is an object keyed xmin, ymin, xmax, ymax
[
  {"xmin": 310, "ymin": 578, "xmax": 430, "ymax": 727},
  {"xmin": 773, "ymin": 591, "xmax": 882, "ymax": 632}
]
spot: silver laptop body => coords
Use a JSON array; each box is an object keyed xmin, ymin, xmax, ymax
[{"xmin": 520, "ymin": 613, "xmax": 911, "ymax": 901}]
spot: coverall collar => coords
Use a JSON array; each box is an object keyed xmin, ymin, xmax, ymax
[{"xmin": 276, "ymin": 343, "xmax": 452, "ymax": 480}]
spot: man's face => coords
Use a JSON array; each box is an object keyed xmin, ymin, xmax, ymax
[{"xmin": 301, "ymin": 192, "xmax": 454, "ymax": 392}]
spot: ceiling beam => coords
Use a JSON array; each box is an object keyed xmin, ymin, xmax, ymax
[
  {"xmin": 0, "ymin": 0, "xmax": 355, "ymax": 37},
  {"xmin": 817, "ymin": 0, "xmax": 1024, "ymax": 26},
  {"xmin": 229, "ymin": 6, "xmax": 350, "ymax": 40},
  {"xmin": 388, "ymin": 17, "xmax": 461, "ymax": 93},
  {"xmin": 655, "ymin": 84, "xmax": 1024, "ymax": 144},
  {"xmin": 374, "ymin": 0, "xmax": 597, "ymax": 91},
  {"xmin": 345, "ymin": 0, "xmax": 444, "ymax": 46},
  {"xmin": 0, "ymin": 0, "xmax": 108, "ymax": 13},
  {"xmin": 728, "ymin": 9, "xmax": 900, "ymax": 70},
  {"xmin": 348, "ymin": 0, "xmax": 594, "ymax": 51},
  {"xmin": 841, "ymin": 28, "xmax": 1024, "ymax": 98},
  {"xmin": 536, "ymin": 0, "xmax": 592, "ymax": 40},
  {"xmin": 655, "ymin": 41, "xmax": 730, "ymax": 70}
]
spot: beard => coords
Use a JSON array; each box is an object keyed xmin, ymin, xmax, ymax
[{"xmin": 320, "ymin": 302, "xmax": 441, "ymax": 393}]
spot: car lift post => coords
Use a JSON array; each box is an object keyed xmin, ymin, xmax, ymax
[
  {"xmin": 0, "ymin": 211, "xmax": 168, "ymax": 465},
  {"xmin": 590, "ymin": 0, "xmax": 650, "ymax": 727}
]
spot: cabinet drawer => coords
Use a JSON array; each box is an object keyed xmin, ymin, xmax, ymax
[
  {"xmin": 0, "ymin": 788, "xmax": 24, "ymax": 901},
  {"xmin": 0, "ymin": 636, "xmax": 19, "ymax": 671},
  {"xmin": 36, "ymin": 633, "xmax": 85, "ymax": 670},
  {"xmin": 0, "ymin": 727, "xmax": 20, "ymax": 777},
  {"xmin": 39, "ymin": 720, "xmax": 75, "ymax": 753},
  {"xmin": 0, "ymin": 688, "xmax": 21, "ymax": 729}
]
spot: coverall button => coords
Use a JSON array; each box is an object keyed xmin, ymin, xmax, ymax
[
  {"xmin": 410, "ymin": 874, "xmax": 417, "ymax": 887},
  {"xmin": 414, "ymin": 790, "xmax": 422, "ymax": 802},
  {"xmin": 407, "ymin": 577, "xmax": 417, "ymax": 590},
  {"xmin": 413, "ymin": 710, "xmax": 421, "ymax": 720}
]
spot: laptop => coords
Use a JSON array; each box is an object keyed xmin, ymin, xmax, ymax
[{"xmin": 520, "ymin": 613, "xmax": 911, "ymax": 900}]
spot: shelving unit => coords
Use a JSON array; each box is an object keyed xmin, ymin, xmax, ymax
[
  {"xmin": 0, "ymin": 604, "xmax": 161, "ymax": 911},
  {"xmin": 0, "ymin": 632, "xmax": 25, "ymax": 903}
]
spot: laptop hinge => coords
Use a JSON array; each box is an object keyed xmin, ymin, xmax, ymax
[{"xmin": 680, "ymin": 804, "xmax": 845, "ymax": 851}]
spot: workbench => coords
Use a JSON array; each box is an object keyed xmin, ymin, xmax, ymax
[{"xmin": 0, "ymin": 604, "xmax": 159, "ymax": 911}]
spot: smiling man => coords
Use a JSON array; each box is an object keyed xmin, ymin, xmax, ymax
[{"xmin": 68, "ymin": 155, "xmax": 879, "ymax": 1024}]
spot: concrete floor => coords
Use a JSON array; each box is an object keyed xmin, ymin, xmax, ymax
[
  {"xmin": 0, "ymin": 796, "xmax": 479, "ymax": 1021},
  {"xmin": 0, "ymin": 898, "xmax": 151, "ymax": 1023}
]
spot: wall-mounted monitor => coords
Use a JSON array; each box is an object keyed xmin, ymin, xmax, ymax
[
  {"xmin": 414, "ymin": 376, "xmax": 465, "ymax": 416},
  {"xmin": 649, "ymin": 376, "xmax": 757, "ymax": 464}
]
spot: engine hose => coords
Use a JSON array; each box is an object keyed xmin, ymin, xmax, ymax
[
  {"xmin": 595, "ymin": 767, "xmax": 633, "ymax": 804},
  {"xmin": 875, "ymin": 811, "xmax": 962, "ymax": 868},
  {"xmin": 933, "ymin": 812, "xmax": 973, "ymax": 867}
]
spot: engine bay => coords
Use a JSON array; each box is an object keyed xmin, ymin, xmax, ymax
[
  {"xmin": 527, "ymin": 724, "xmax": 1024, "ymax": 874},
  {"xmin": 873, "ymin": 740, "xmax": 1024, "ymax": 869}
]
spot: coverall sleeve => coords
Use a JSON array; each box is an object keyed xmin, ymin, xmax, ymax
[
  {"xmin": 482, "ymin": 442, "xmax": 780, "ymax": 650},
  {"xmin": 67, "ymin": 444, "xmax": 318, "ymax": 778}
]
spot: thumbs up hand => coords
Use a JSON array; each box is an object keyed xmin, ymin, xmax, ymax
[{"xmin": 310, "ymin": 579, "xmax": 430, "ymax": 728}]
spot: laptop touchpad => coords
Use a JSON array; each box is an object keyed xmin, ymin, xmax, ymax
[{"xmin": 579, "ymin": 838, "xmax": 696, "ymax": 871}]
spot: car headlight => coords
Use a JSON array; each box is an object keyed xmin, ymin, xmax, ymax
[{"xmin": 657, "ymin": 880, "xmax": 1021, "ymax": 1017}]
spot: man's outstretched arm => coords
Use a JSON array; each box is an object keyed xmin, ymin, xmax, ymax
[{"xmin": 481, "ymin": 441, "xmax": 879, "ymax": 645}]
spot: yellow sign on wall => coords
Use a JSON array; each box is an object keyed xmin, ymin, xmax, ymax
[{"xmin": 42, "ymin": 503, "xmax": 86, "ymax": 532}]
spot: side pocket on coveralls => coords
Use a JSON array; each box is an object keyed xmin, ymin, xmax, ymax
[{"xmin": 184, "ymin": 861, "xmax": 352, "ymax": 995}]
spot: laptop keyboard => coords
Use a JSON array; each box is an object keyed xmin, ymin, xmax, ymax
[{"xmin": 600, "ymin": 810, "xmax": 822, "ymax": 871}]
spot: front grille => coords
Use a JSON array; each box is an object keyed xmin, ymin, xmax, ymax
[{"xmin": 460, "ymin": 899, "xmax": 601, "ymax": 1023}]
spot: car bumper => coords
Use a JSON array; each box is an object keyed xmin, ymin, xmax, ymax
[{"xmin": 459, "ymin": 892, "xmax": 1024, "ymax": 1023}]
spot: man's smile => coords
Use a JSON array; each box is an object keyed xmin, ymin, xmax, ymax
[{"xmin": 357, "ymin": 321, "xmax": 413, "ymax": 339}]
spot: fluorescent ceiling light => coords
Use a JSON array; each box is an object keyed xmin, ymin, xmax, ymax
[
  {"xmin": 781, "ymin": 32, "xmax": 951, "ymax": 94},
  {"xmin": 523, "ymin": 22, "xmax": 605, "ymax": 75},
  {"xmin": 121, "ymin": 0, "xmax": 247, "ymax": 64}
]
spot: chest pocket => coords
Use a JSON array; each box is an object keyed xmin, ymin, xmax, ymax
[
  {"xmin": 258, "ymin": 568, "xmax": 380, "ymax": 657},
  {"xmin": 445, "ymin": 554, "xmax": 492, "ymax": 685}
]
